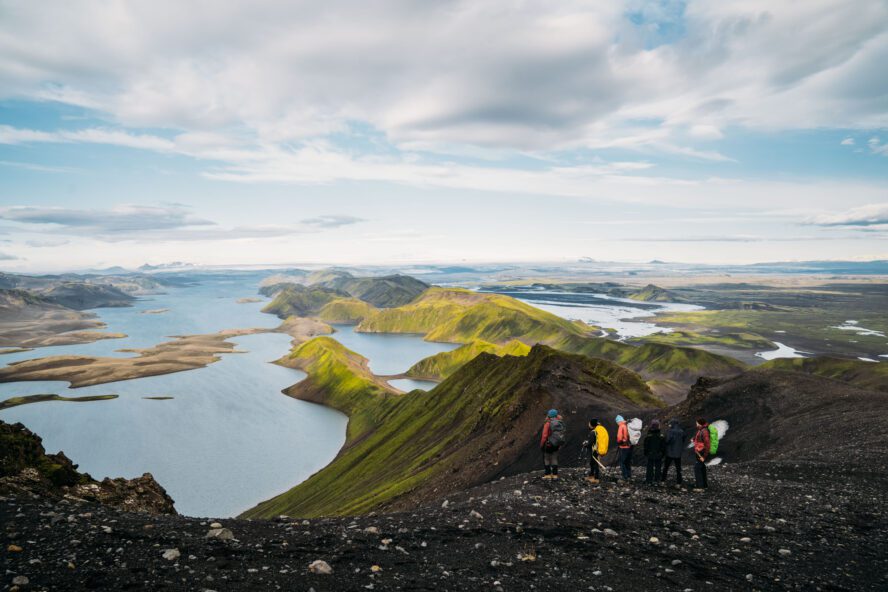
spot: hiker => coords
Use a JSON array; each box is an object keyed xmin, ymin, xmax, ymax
[
  {"xmin": 643, "ymin": 419, "xmax": 666, "ymax": 485},
  {"xmin": 540, "ymin": 409, "xmax": 566, "ymax": 480},
  {"xmin": 662, "ymin": 418, "xmax": 685, "ymax": 485},
  {"xmin": 615, "ymin": 415, "xmax": 632, "ymax": 480},
  {"xmin": 582, "ymin": 418, "xmax": 609, "ymax": 483},
  {"xmin": 693, "ymin": 417, "xmax": 711, "ymax": 491}
]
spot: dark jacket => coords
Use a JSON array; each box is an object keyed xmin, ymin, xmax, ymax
[
  {"xmin": 665, "ymin": 420, "xmax": 685, "ymax": 458},
  {"xmin": 643, "ymin": 428, "xmax": 666, "ymax": 459}
]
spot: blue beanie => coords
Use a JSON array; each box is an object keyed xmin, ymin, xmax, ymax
[
  {"xmin": 615, "ymin": 415, "xmax": 625, "ymax": 423},
  {"xmin": 548, "ymin": 409, "xmax": 558, "ymax": 418}
]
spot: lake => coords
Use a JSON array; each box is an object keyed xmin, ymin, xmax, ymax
[{"xmin": 0, "ymin": 277, "xmax": 456, "ymax": 516}]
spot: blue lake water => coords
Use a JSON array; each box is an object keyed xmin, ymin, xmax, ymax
[
  {"xmin": 329, "ymin": 324, "xmax": 459, "ymax": 375},
  {"xmin": 0, "ymin": 278, "xmax": 459, "ymax": 517}
]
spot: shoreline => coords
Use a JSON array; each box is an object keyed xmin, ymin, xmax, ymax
[{"xmin": 0, "ymin": 317, "xmax": 333, "ymax": 389}]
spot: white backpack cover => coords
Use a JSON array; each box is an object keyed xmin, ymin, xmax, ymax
[{"xmin": 627, "ymin": 417, "xmax": 643, "ymax": 446}]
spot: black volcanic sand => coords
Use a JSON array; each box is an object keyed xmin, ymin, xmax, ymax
[{"xmin": 3, "ymin": 461, "xmax": 886, "ymax": 591}]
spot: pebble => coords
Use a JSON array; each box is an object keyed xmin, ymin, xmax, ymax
[
  {"xmin": 649, "ymin": 537, "xmax": 660, "ymax": 544},
  {"xmin": 309, "ymin": 560, "xmax": 333, "ymax": 575},
  {"xmin": 162, "ymin": 548, "xmax": 180, "ymax": 561},
  {"xmin": 470, "ymin": 510, "xmax": 483, "ymax": 519},
  {"xmin": 778, "ymin": 549, "xmax": 792, "ymax": 556},
  {"xmin": 206, "ymin": 528, "xmax": 234, "ymax": 541},
  {"xmin": 209, "ymin": 522, "xmax": 222, "ymax": 528},
  {"xmin": 363, "ymin": 526, "xmax": 380, "ymax": 535},
  {"xmin": 603, "ymin": 528, "xmax": 618, "ymax": 537},
  {"xmin": 12, "ymin": 576, "xmax": 29, "ymax": 586}
]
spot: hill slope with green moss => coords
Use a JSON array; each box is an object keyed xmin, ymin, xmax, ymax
[
  {"xmin": 317, "ymin": 274, "xmax": 429, "ymax": 308},
  {"xmin": 317, "ymin": 298, "xmax": 378, "ymax": 324},
  {"xmin": 355, "ymin": 288, "xmax": 746, "ymax": 394},
  {"xmin": 242, "ymin": 344, "xmax": 659, "ymax": 519},
  {"xmin": 262, "ymin": 285, "xmax": 348, "ymax": 319},
  {"xmin": 405, "ymin": 339, "xmax": 531, "ymax": 380}
]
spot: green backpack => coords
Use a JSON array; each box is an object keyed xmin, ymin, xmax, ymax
[{"xmin": 708, "ymin": 424, "xmax": 719, "ymax": 455}]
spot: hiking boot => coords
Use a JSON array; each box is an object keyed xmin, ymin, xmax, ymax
[
  {"xmin": 542, "ymin": 474, "xmax": 553, "ymax": 480},
  {"xmin": 692, "ymin": 487, "xmax": 706, "ymax": 493},
  {"xmin": 550, "ymin": 475, "xmax": 559, "ymax": 480}
]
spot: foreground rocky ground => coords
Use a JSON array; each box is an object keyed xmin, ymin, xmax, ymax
[{"xmin": 3, "ymin": 461, "xmax": 885, "ymax": 591}]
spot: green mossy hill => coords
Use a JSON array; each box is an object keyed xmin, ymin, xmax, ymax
[
  {"xmin": 262, "ymin": 285, "xmax": 349, "ymax": 319},
  {"xmin": 357, "ymin": 288, "xmax": 588, "ymax": 344},
  {"xmin": 318, "ymin": 298, "xmax": 378, "ymax": 324},
  {"xmin": 406, "ymin": 339, "xmax": 531, "ymax": 380},
  {"xmin": 358, "ymin": 288, "xmax": 746, "ymax": 388},
  {"xmin": 242, "ymin": 345, "xmax": 658, "ymax": 519},
  {"xmin": 760, "ymin": 356, "xmax": 888, "ymax": 393},
  {"xmin": 317, "ymin": 274, "xmax": 429, "ymax": 308},
  {"xmin": 628, "ymin": 284, "xmax": 682, "ymax": 302},
  {"xmin": 277, "ymin": 336, "xmax": 396, "ymax": 438}
]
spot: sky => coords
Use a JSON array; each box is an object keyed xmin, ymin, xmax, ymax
[{"xmin": 0, "ymin": 0, "xmax": 886, "ymax": 272}]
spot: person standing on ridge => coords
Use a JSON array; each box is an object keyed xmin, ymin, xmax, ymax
[
  {"xmin": 540, "ymin": 409, "xmax": 566, "ymax": 480},
  {"xmin": 662, "ymin": 418, "xmax": 685, "ymax": 486},
  {"xmin": 615, "ymin": 415, "xmax": 632, "ymax": 481},
  {"xmin": 643, "ymin": 419, "xmax": 666, "ymax": 485},
  {"xmin": 693, "ymin": 417, "xmax": 711, "ymax": 491},
  {"xmin": 582, "ymin": 418, "xmax": 608, "ymax": 483}
]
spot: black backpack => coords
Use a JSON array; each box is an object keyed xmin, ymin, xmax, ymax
[{"xmin": 547, "ymin": 419, "xmax": 566, "ymax": 449}]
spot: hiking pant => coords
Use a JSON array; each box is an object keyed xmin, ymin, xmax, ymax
[
  {"xmin": 694, "ymin": 458, "xmax": 708, "ymax": 488},
  {"xmin": 589, "ymin": 451, "xmax": 600, "ymax": 479},
  {"xmin": 645, "ymin": 457, "xmax": 662, "ymax": 484},
  {"xmin": 618, "ymin": 447, "xmax": 632, "ymax": 480},
  {"xmin": 544, "ymin": 449, "xmax": 559, "ymax": 475},
  {"xmin": 662, "ymin": 456, "xmax": 682, "ymax": 484}
]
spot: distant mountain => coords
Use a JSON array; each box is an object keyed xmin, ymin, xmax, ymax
[
  {"xmin": 261, "ymin": 284, "xmax": 349, "ymax": 318},
  {"xmin": 316, "ymin": 274, "xmax": 429, "ymax": 308},
  {"xmin": 138, "ymin": 262, "xmax": 196, "ymax": 272},
  {"xmin": 36, "ymin": 282, "xmax": 134, "ymax": 310}
]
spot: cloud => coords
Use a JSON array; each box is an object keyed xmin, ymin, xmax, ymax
[
  {"xmin": 808, "ymin": 203, "xmax": 888, "ymax": 227},
  {"xmin": 0, "ymin": 251, "xmax": 18, "ymax": 260},
  {"xmin": 0, "ymin": 0, "xmax": 885, "ymax": 159},
  {"xmin": 0, "ymin": 160, "xmax": 81, "ymax": 173},
  {"xmin": 0, "ymin": 204, "xmax": 214, "ymax": 235},
  {"xmin": 301, "ymin": 215, "xmax": 366, "ymax": 229},
  {"xmin": 841, "ymin": 137, "xmax": 855, "ymax": 145},
  {"xmin": 25, "ymin": 239, "xmax": 70, "ymax": 248}
]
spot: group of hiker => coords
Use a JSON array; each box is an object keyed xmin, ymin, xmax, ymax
[{"xmin": 539, "ymin": 410, "xmax": 717, "ymax": 491}]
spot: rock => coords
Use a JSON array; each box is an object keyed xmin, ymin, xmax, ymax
[
  {"xmin": 209, "ymin": 522, "xmax": 222, "ymax": 528},
  {"xmin": 308, "ymin": 559, "xmax": 333, "ymax": 575},
  {"xmin": 363, "ymin": 526, "xmax": 380, "ymax": 535},
  {"xmin": 206, "ymin": 528, "xmax": 234, "ymax": 541},
  {"xmin": 12, "ymin": 576, "xmax": 29, "ymax": 586},
  {"xmin": 8, "ymin": 544, "xmax": 23, "ymax": 552},
  {"xmin": 649, "ymin": 536, "xmax": 660, "ymax": 544},
  {"xmin": 603, "ymin": 528, "xmax": 618, "ymax": 537},
  {"xmin": 162, "ymin": 548, "xmax": 180, "ymax": 561},
  {"xmin": 778, "ymin": 549, "xmax": 792, "ymax": 556},
  {"xmin": 469, "ymin": 510, "xmax": 483, "ymax": 519},
  {"xmin": 740, "ymin": 537, "xmax": 752, "ymax": 543}
]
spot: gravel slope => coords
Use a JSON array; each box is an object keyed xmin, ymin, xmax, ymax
[{"xmin": 4, "ymin": 460, "xmax": 885, "ymax": 591}]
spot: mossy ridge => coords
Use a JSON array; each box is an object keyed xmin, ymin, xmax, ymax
[
  {"xmin": 262, "ymin": 285, "xmax": 348, "ymax": 319},
  {"xmin": 317, "ymin": 298, "xmax": 378, "ymax": 324},
  {"xmin": 277, "ymin": 336, "xmax": 397, "ymax": 439},
  {"xmin": 357, "ymin": 287, "xmax": 588, "ymax": 344},
  {"xmin": 405, "ymin": 339, "xmax": 531, "ymax": 380},
  {"xmin": 760, "ymin": 356, "xmax": 888, "ymax": 392},
  {"xmin": 242, "ymin": 345, "xmax": 658, "ymax": 519},
  {"xmin": 359, "ymin": 287, "xmax": 747, "ymax": 387}
]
